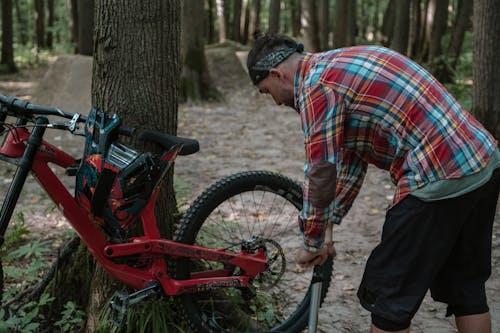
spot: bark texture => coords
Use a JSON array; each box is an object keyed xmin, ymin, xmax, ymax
[{"xmin": 473, "ymin": 0, "xmax": 500, "ymax": 139}]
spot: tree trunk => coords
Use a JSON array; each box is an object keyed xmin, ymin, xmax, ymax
[
  {"xmin": 70, "ymin": 0, "xmax": 79, "ymax": 53},
  {"xmin": 381, "ymin": 0, "xmax": 396, "ymax": 46},
  {"xmin": 14, "ymin": 0, "xmax": 28, "ymax": 46},
  {"xmin": 447, "ymin": 0, "xmax": 472, "ymax": 72},
  {"xmin": 207, "ymin": 0, "xmax": 216, "ymax": 44},
  {"xmin": 46, "ymin": 0, "xmax": 55, "ymax": 50},
  {"xmin": 77, "ymin": 0, "xmax": 94, "ymax": 55},
  {"xmin": 333, "ymin": 0, "xmax": 356, "ymax": 49},
  {"xmin": 390, "ymin": 0, "xmax": 410, "ymax": 54},
  {"xmin": 232, "ymin": 0, "xmax": 242, "ymax": 41},
  {"xmin": 248, "ymin": 0, "xmax": 261, "ymax": 42},
  {"xmin": 407, "ymin": 0, "xmax": 422, "ymax": 58},
  {"xmin": 223, "ymin": 0, "xmax": 232, "ymax": 40},
  {"xmin": 34, "ymin": 0, "xmax": 45, "ymax": 50},
  {"xmin": 240, "ymin": 0, "xmax": 250, "ymax": 44},
  {"xmin": 38, "ymin": 1, "xmax": 182, "ymax": 331},
  {"xmin": 373, "ymin": 0, "xmax": 380, "ymax": 41},
  {"xmin": 216, "ymin": 0, "xmax": 227, "ymax": 42},
  {"xmin": 427, "ymin": 0, "xmax": 449, "ymax": 81},
  {"xmin": 473, "ymin": 0, "xmax": 500, "ymax": 139},
  {"xmin": 268, "ymin": 0, "xmax": 281, "ymax": 33},
  {"xmin": 318, "ymin": 0, "xmax": 330, "ymax": 50},
  {"xmin": 1, "ymin": 0, "xmax": 17, "ymax": 72},
  {"xmin": 181, "ymin": 0, "xmax": 216, "ymax": 102},
  {"xmin": 290, "ymin": 0, "xmax": 301, "ymax": 37},
  {"xmin": 301, "ymin": 0, "xmax": 320, "ymax": 52}
]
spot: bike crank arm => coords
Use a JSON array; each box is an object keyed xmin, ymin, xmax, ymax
[{"xmin": 110, "ymin": 281, "xmax": 161, "ymax": 328}]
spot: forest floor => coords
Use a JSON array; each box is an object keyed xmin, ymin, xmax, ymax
[{"xmin": 0, "ymin": 44, "xmax": 498, "ymax": 332}]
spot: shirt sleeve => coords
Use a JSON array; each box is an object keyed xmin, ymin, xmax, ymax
[
  {"xmin": 298, "ymin": 84, "xmax": 345, "ymax": 252},
  {"xmin": 331, "ymin": 149, "xmax": 368, "ymax": 224}
]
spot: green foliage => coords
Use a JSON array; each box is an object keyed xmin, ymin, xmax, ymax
[
  {"xmin": 0, "ymin": 294, "xmax": 85, "ymax": 333},
  {"xmin": 173, "ymin": 175, "xmax": 191, "ymax": 209},
  {"xmin": 1, "ymin": 213, "xmax": 30, "ymax": 253},
  {"xmin": 1, "ymin": 236, "xmax": 85, "ymax": 332},
  {"xmin": 96, "ymin": 295, "xmax": 185, "ymax": 333},
  {"xmin": 54, "ymin": 301, "xmax": 86, "ymax": 332}
]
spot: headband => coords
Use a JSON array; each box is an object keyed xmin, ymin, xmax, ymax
[{"xmin": 249, "ymin": 43, "xmax": 304, "ymax": 85}]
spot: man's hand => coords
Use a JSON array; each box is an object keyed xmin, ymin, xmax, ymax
[
  {"xmin": 296, "ymin": 241, "xmax": 336, "ymax": 268},
  {"xmin": 296, "ymin": 223, "xmax": 336, "ymax": 268}
]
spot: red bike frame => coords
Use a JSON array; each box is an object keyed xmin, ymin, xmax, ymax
[{"xmin": 0, "ymin": 126, "xmax": 268, "ymax": 295}]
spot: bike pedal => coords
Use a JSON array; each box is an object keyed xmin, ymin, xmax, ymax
[
  {"xmin": 109, "ymin": 282, "xmax": 162, "ymax": 328},
  {"xmin": 110, "ymin": 291, "xmax": 129, "ymax": 328}
]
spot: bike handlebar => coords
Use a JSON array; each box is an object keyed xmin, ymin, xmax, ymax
[{"xmin": 0, "ymin": 94, "xmax": 135, "ymax": 136}]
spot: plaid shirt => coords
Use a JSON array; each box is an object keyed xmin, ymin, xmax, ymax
[{"xmin": 295, "ymin": 46, "xmax": 497, "ymax": 252}]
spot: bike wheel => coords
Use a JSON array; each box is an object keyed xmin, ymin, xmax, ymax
[
  {"xmin": 171, "ymin": 171, "xmax": 333, "ymax": 333},
  {"xmin": 0, "ymin": 258, "xmax": 3, "ymax": 302}
]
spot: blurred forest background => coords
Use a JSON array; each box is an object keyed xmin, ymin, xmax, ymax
[
  {"xmin": 1, "ymin": 0, "xmax": 498, "ymax": 137},
  {"xmin": 0, "ymin": 0, "xmax": 499, "ymax": 332}
]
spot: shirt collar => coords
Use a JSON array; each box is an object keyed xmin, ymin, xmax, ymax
[{"xmin": 294, "ymin": 53, "xmax": 312, "ymax": 111}]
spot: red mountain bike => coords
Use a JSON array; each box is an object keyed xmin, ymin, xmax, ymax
[{"xmin": 0, "ymin": 95, "xmax": 333, "ymax": 333}]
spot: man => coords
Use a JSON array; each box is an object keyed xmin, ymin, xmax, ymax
[{"xmin": 247, "ymin": 34, "xmax": 500, "ymax": 333}]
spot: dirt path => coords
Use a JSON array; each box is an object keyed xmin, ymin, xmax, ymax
[{"xmin": 1, "ymin": 47, "xmax": 498, "ymax": 332}]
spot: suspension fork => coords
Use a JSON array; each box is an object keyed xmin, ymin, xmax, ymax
[{"xmin": 0, "ymin": 117, "xmax": 49, "ymax": 246}]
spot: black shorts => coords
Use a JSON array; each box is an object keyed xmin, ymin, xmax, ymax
[{"xmin": 357, "ymin": 169, "xmax": 500, "ymax": 327}]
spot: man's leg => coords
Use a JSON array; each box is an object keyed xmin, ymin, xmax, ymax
[
  {"xmin": 430, "ymin": 170, "xmax": 500, "ymax": 333},
  {"xmin": 455, "ymin": 312, "xmax": 491, "ymax": 333},
  {"xmin": 357, "ymin": 193, "xmax": 475, "ymax": 332}
]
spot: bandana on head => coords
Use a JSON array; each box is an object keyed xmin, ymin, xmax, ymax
[{"xmin": 249, "ymin": 43, "xmax": 304, "ymax": 85}]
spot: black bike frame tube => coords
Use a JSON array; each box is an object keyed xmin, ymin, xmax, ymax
[{"xmin": 0, "ymin": 117, "xmax": 48, "ymax": 245}]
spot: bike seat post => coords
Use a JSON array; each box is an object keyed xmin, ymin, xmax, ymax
[{"xmin": 0, "ymin": 116, "xmax": 49, "ymax": 245}]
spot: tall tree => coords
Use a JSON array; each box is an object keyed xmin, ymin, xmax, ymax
[
  {"xmin": 34, "ymin": 0, "xmax": 45, "ymax": 50},
  {"xmin": 240, "ymin": 0, "xmax": 250, "ymax": 43},
  {"xmin": 428, "ymin": 0, "xmax": 449, "ymax": 79},
  {"xmin": 248, "ymin": 0, "xmax": 261, "ymax": 42},
  {"xmin": 333, "ymin": 0, "xmax": 356, "ymax": 49},
  {"xmin": 231, "ymin": 0, "xmax": 242, "ymax": 41},
  {"xmin": 181, "ymin": 0, "xmax": 214, "ymax": 101},
  {"xmin": 37, "ymin": 1, "xmax": 183, "ymax": 330},
  {"xmin": 268, "ymin": 0, "xmax": 281, "ymax": 33},
  {"xmin": 70, "ymin": 0, "xmax": 79, "ymax": 52},
  {"xmin": 473, "ymin": 0, "xmax": 500, "ymax": 139},
  {"xmin": 290, "ymin": 0, "xmax": 301, "ymax": 37},
  {"xmin": 78, "ymin": 0, "xmax": 94, "ymax": 55},
  {"xmin": 216, "ymin": 0, "xmax": 227, "ymax": 42},
  {"xmin": 46, "ymin": 0, "xmax": 55, "ymax": 50},
  {"xmin": 14, "ymin": 0, "xmax": 28, "ymax": 46},
  {"xmin": 1, "ymin": 0, "xmax": 17, "ymax": 72},
  {"xmin": 381, "ymin": 0, "xmax": 396, "ymax": 46},
  {"xmin": 390, "ymin": 0, "xmax": 410, "ymax": 54},
  {"xmin": 318, "ymin": 0, "xmax": 330, "ymax": 50},
  {"xmin": 301, "ymin": 0, "xmax": 320, "ymax": 51},
  {"xmin": 407, "ymin": 0, "xmax": 422, "ymax": 58},
  {"xmin": 447, "ymin": 0, "xmax": 473, "ymax": 74},
  {"xmin": 206, "ymin": 0, "xmax": 216, "ymax": 44}
]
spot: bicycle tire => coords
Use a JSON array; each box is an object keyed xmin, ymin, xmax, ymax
[
  {"xmin": 0, "ymin": 258, "xmax": 3, "ymax": 302},
  {"xmin": 171, "ymin": 171, "xmax": 333, "ymax": 333}
]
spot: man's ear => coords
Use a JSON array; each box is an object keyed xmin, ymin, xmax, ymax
[{"xmin": 269, "ymin": 68, "xmax": 282, "ymax": 79}]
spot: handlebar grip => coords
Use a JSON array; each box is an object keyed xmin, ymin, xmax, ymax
[{"xmin": 1, "ymin": 96, "xmax": 31, "ymax": 114}]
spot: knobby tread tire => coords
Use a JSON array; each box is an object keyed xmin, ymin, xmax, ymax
[{"xmin": 170, "ymin": 171, "xmax": 333, "ymax": 333}]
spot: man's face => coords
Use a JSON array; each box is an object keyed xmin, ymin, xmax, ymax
[{"xmin": 256, "ymin": 68, "xmax": 295, "ymax": 109}]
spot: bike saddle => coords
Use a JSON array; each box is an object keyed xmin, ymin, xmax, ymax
[{"xmin": 137, "ymin": 129, "xmax": 199, "ymax": 155}]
